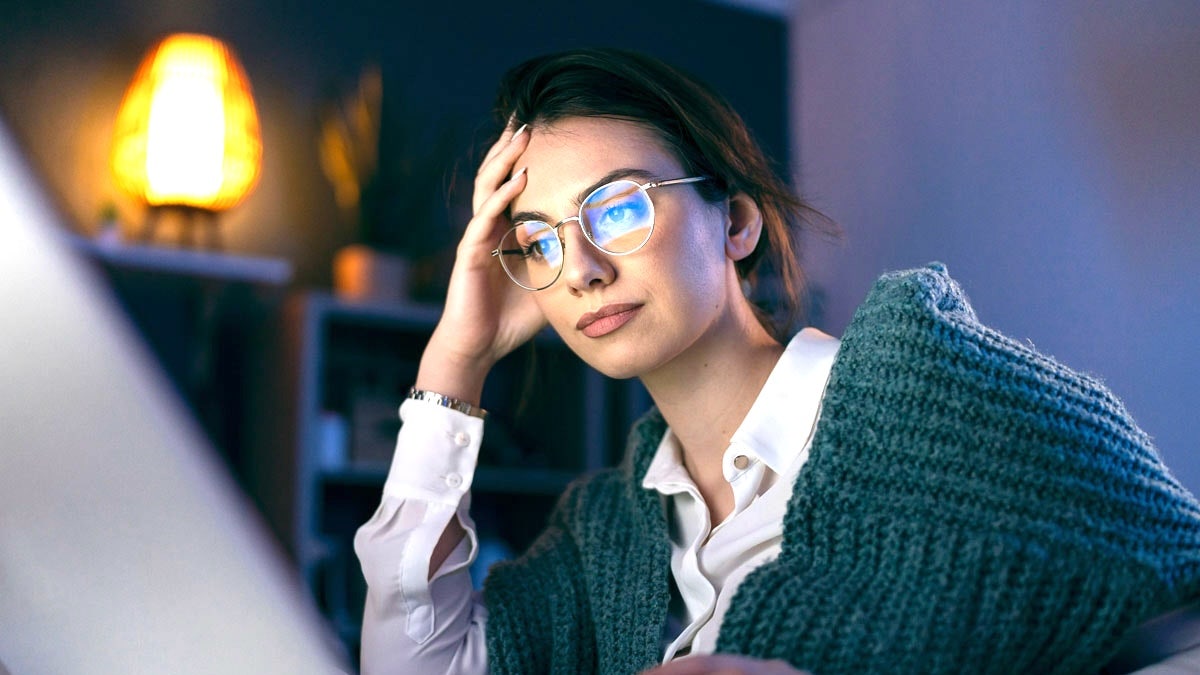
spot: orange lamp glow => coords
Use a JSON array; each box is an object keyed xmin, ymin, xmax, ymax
[{"xmin": 111, "ymin": 33, "xmax": 262, "ymax": 212}]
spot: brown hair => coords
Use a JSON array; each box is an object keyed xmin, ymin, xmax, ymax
[{"xmin": 492, "ymin": 48, "xmax": 837, "ymax": 339}]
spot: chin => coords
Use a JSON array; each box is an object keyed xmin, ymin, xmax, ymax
[
  {"xmin": 575, "ymin": 352, "xmax": 644, "ymax": 380},
  {"xmin": 592, "ymin": 363, "xmax": 644, "ymax": 381},
  {"xmin": 579, "ymin": 339, "xmax": 687, "ymax": 382},
  {"xmin": 565, "ymin": 338, "xmax": 655, "ymax": 380}
]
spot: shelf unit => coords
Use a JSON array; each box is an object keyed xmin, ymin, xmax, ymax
[
  {"xmin": 245, "ymin": 290, "xmax": 650, "ymax": 665},
  {"xmin": 72, "ymin": 235, "xmax": 292, "ymax": 479}
]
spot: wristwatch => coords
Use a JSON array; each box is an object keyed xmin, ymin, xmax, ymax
[{"xmin": 406, "ymin": 387, "xmax": 488, "ymax": 419}]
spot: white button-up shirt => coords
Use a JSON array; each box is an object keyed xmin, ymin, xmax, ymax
[
  {"xmin": 354, "ymin": 328, "xmax": 838, "ymax": 674},
  {"xmin": 643, "ymin": 327, "xmax": 839, "ymax": 659}
]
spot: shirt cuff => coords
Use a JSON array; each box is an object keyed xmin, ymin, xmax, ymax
[{"xmin": 383, "ymin": 397, "xmax": 485, "ymax": 506}]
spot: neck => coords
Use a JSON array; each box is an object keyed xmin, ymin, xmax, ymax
[{"xmin": 640, "ymin": 299, "xmax": 784, "ymax": 521}]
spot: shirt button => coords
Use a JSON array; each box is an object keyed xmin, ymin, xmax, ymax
[
  {"xmin": 453, "ymin": 431, "xmax": 470, "ymax": 447},
  {"xmin": 445, "ymin": 473, "xmax": 463, "ymax": 488},
  {"xmin": 733, "ymin": 455, "xmax": 750, "ymax": 470}
]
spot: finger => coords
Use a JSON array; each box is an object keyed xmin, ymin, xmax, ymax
[
  {"xmin": 640, "ymin": 655, "xmax": 807, "ymax": 675},
  {"xmin": 639, "ymin": 657, "xmax": 713, "ymax": 675},
  {"xmin": 477, "ymin": 121, "xmax": 528, "ymax": 181},
  {"xmin": 479, "ymin": 115, "xmax": 520, "ymax": 167},
  {"xmin": 476, "ymin": 122, "xmax": 528, "ymax": 186},
  {"xmin": 462, "ymin": 166, "xmax": 527, "ymax": 248},
  {"xmin": 473, "ymin": 125, "xmax": 529, "ymax": 214},
  {"xmin": 470, "ymin": 165, "xmax": 526, "ymax": 230}
]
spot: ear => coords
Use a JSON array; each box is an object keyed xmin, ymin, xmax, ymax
[{"xmin": 724, "ymin": 192, "xmax": 763, "ymax": 262}]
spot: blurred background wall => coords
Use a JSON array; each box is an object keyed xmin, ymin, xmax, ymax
[
  {"xmin": 0, "ymin": 0, "xmax": 788, "ymax": 288},
  {"xmin": 792, "ymin": 1, "xmax": 1200, "ymax": 490},
  {"xmin": 1, "ymin": 0, "xmax": 1196, "ymax": 490}
]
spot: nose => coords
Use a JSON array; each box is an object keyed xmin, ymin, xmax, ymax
[{"xmin": 558, "ymin": 218, "xmax": 615, "ymax": 294}]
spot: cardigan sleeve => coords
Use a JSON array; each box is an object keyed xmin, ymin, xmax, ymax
[
  {"xmin": 714, "ymin": 263, "xmax": 1200, "ymax": 675},
  {"xmin": 481, "ymin": 480, "xmax": 597, "ymax": 675}
]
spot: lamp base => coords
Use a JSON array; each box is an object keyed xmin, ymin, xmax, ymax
[{"xmin": 140, "ymin": 205, "xmax": 222, "ymax": 250}]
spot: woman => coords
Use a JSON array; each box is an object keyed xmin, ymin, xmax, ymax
[{"xmin": 355, "ymin": 49, "xmax": 1200, "ymax": 674}]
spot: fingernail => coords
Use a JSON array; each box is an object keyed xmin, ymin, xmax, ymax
[
  {"xmin": 512, "ymin": 166, "xmax": 527, "ymax": 179},
  {"xmin": 510, "ymin": 123, "xmax": 528, "ymax": 141}
]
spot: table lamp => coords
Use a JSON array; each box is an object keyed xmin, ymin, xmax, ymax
[{"xmin": 110, "ymin": 33, "xmax": 262, "ymax": 249}]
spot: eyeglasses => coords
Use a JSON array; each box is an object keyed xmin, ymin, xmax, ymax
[{"xmin": 491, "ymin": 176, "xmax": 708, "ymax": 290}]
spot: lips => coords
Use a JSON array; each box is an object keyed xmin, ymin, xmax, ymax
[{"xmin": 576, "ymin": 303, "xmax": 642, "ymax": 338}]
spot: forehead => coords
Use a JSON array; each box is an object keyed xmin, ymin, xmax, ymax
[{"xmin": 511, "ymin": 117, "xmax": 684, "ymax": 212}]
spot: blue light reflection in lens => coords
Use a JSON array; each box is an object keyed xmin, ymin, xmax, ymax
[{"xmin": 582, "ymin": 181, "xmax": 652, "ymax": 252}]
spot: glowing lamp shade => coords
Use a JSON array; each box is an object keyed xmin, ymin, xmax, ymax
[{"xmin": 111, "ymin": 33, "xmax": 262, "ymax": 212}]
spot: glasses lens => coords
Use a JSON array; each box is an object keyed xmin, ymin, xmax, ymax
[
  {"xmin": 497, "ymin": 221, "xmax": 562, "ymax": 290},
  {"xmin": 580, "ymin": 180, "xmax": 653, "ymax": 254}
]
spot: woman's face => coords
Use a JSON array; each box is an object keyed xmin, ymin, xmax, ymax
[{"xmin": 508, "ymin": 116, "xmax": 744, "ymax": 380}]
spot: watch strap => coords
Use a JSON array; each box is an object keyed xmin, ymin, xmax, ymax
[{"xmin": 407, "ymin": 387, "xmax": 488, "ymax": 419}]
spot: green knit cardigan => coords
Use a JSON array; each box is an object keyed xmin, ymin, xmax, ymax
[{"xmin": 482, "ymin": 264, "xmax": 1200, "ymax": 674}]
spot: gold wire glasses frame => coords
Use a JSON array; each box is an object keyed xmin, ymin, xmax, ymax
[{"xmin": 490, "ymin": 175, "xmax": 708, "ymax": 291}]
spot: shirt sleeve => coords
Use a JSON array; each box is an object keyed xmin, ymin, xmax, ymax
[{"xmin": 353, "ymin": 398, "xmax": 491, "ymax": 675}]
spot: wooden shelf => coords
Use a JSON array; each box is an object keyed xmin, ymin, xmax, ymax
[{"xmin": 69, "ymin": 234, "xmax": 292, "ymax": 286}]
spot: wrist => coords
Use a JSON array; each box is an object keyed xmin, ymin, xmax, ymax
[{"xmin": 415, "ymin": 344, "xmax": 491, "ymax": 406}]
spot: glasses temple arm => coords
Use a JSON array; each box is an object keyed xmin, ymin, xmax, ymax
[{"xmin": 642, "ymin": 176, "xmax": 709, "ymax": 190}]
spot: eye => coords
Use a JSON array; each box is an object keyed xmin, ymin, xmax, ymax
[
  {"xmin": 583, "ymin": 182, "xmax": 651, "ymax": 248},
  {"xmin": 595, "ymin": 202, "xmax": 640, "ymax": 232},
  {"xmin": 518, "ymin": 230, "xmax": 561, "ymax": 266}
]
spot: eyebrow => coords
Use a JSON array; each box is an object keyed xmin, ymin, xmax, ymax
[{"xmin": 510, "ymin": 167, "xmax": 659, "ymax": 224}]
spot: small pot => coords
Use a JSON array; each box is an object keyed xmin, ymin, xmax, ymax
[{"xmin": 332, "ymin": 244, "xmax": 412, "ymax": 303}]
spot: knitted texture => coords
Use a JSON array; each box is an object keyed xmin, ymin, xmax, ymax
[
  {"xmin": 483, "ymin": 264, "xmax": 1200, "ymax": 674},
  {"xmin": 483, "ymin": 411, "xmax": 671, "ymax": 675}
]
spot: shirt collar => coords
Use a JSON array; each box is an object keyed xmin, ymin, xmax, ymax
[
  {"xmin": 642, "ymin": 327, "xmax": 841, "ymax": 490},
  {"xmin": 643, "ymin": 428, "xmax": 691, "ymax": 494},
  {"xmin": 728, "ymin": 327, "xmax": 840, "ymax": 475}
]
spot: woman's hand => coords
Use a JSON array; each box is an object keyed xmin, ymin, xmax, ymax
[
  {"xmin": 415, "ymin": 120, "xmax": 543, "ymax": 403},
  {"xmin": 640, "ymin": 655, "xmax": 811, "ymax": 675}
]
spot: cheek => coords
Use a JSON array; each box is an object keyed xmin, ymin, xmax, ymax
[
  {"xmin": 662, "ymin": 211, "xmax": 728, "ymax": 293},
  {"xmin": 532, "ymin": 291, "xmax": 575, "ymax": 333},
  {"xmin": 676, "ymin": 239, "xmax": 724, "ymax": 288}
]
